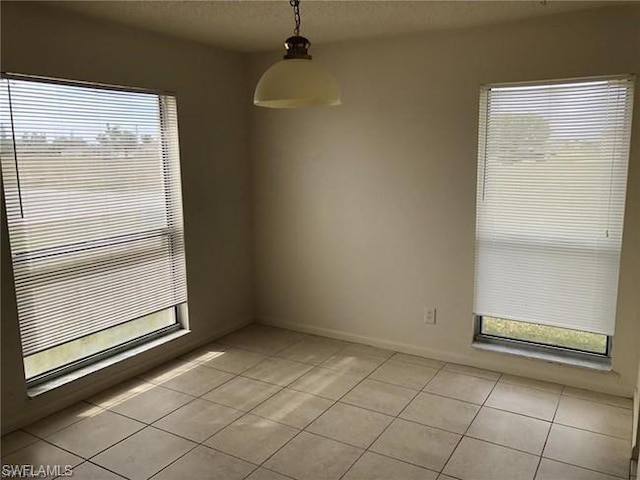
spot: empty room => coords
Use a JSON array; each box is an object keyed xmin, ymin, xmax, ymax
[{"xmin": 1, "ymin": 1, "xmax": 639, "ymax": 479}]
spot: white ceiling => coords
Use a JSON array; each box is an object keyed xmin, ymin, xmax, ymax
[{"xmin": 51, "ymin": 1, "xmax": 616, "ymax": 53}]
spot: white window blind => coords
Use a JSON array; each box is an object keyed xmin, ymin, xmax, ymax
[
  {"xmin": 473, "ymin": 76, "xmax": 634, "ymax": 336},
  {"xmin": 0, "ymin": 75, "xmax": 187, "ymax": 357}
]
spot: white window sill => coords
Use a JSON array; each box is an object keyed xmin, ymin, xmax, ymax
[
  {"xmin": 472, "ymin": 338, "xmax": 612, "ymax": 372},
  {"xmin": 27, "ymin": 329, "xmax": 190, "ymax": 397}
]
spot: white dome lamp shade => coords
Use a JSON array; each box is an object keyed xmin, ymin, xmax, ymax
[{"xmin": 254, "ymin": 1, "xmax": 341, "ymax": 108}]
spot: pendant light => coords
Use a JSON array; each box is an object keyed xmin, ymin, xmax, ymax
[{"xmin": 254, "ymin": 0, "xmax": 341, "ymax": 108}]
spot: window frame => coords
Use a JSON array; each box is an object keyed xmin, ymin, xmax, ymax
[
  {"xmin": 473, "ymin": 315, "xmax": 613, "ymax": 359},
  {"xmin": 26, "ymin": 306, "xmax": 186, "ymax": 388},
  {"xmin": 471, "ymin": 74, "xmax": 634, "ymax": 363},
  {"xmin": 1, "ymin": 72, "xmax": 189, "ymax": 386}
]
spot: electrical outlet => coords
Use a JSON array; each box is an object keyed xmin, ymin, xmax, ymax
[{"xmin": 424, "ymin": 307, "xmax": 436, "ymax": 324}]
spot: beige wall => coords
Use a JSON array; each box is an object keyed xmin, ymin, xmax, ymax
[
  {"xmin": 1, "ymin": 2, "xmax": 254, "ymax": 432},
  {"xmin": 250, "ymin": 6, "xmax": 640, "ymax": 396},
  {"xmin": 2, "ymin": 1, "xmax": 639, "ymax": 434}
]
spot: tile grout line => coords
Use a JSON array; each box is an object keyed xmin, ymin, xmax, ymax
[
  {"xmin": 269, "ymin": 328, "xmax": 630, "ymax": 408},
  {"xmin": 540, "ymin": 457, "xmax": 630, "ymax": 480},
  {"xmin": 141, "ymin": 350, "xmax": 310, "ymax": 480},
  {"xmin": 455, "ymin": 432, "xmax": 549, "ymax": 459},
  {"xmin": 19, "ymin": 335, "xmax": 494, "ymax": 480},
  {"xmin": 185, "ymin": 333, "xmax": 362, "ymax": 479},
  {"xmin": 35, "ymin": 378, "xmax": 630, "ymax": 477},
  {"xmin": 144, "ymin": 358, "xmax": 491, "ymax": 447},
  {"xmin": 11, "ymin": 325, "xmax": 633, "ymax": 480},
  {"xmin": 230, "ymin": 343, "xmax": 418, "ymax": 477},
  {"xmin": 533, "ymin": 382, "xmax": 631, "ymax": 480},
  {"xmin": 545, "ymin": 420, "xmax": 632, "ymax": 442},
  {"xmin": 56, "ymin": 331, "xmax": 305, "ymax": 479},
  {"xmin": 438, "ymin": 370, "xmax": 504, "ymax": 477},
  {"xmin": 335, "ymin": 352, "xmax": 450, "ymax": 480},
  {"xmin": 20, "ymin": 401, "xmax": 115, "ymax": 441},
  {"xmin": 380, "ymin": 379, "xmax": 631, "ymax": 444},
  {"xmin": 14, "ymin": 333, "xmax": 629, "ymax": 440},
  {"xmin": 30, "ymin": 402, "xmax": 150, "ymax": 459},
  {"xmin": 37, "ymin": 424, "xmax": 143, "ymax": 476},
  {"xmin": 73, "ymin": 460, "xmax": 129, "ymax": 480},
  {"xmin": 250, "ymin": 345, "xmax": 394, "ymax": 479},
  {"xmin": 533, "ymin": 385, "xmax": 564, "ymax": 480},
  {"xmin": 470, "ymin": 380, "xmax": 632, "ymax": 439},
  {"xmin": 163, "ymin": 326, "xmax": 322, "ymax": 480},
  {"xmin": 19, "ymin": 386, "xmax": 629, "ymax": 479},
  {"xmin": 203, "ymin": 351, "xmax": 631, "ymax": 413}
]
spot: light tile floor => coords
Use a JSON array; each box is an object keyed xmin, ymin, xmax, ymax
[{"xmin": 0, "ymin": 324, "xmax": 635, "ymax": 480}]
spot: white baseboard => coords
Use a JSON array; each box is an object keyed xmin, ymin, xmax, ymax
[
  {"xmin": 258, "ymin": 316, "xmax": 474, "ymax": 365},
  {"xmin": 257, "ymin": 316, "xmax": 632, "ymax": 398}
]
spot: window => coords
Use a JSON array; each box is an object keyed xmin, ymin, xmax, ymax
[
  {"xmin": 473, "ymin": 75, "xmax": 634, "ymax": 357},
  {"xmin": 0, "ymin": 74, "xmax": 188, "ymax": 383}
]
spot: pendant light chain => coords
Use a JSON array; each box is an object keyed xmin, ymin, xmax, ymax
[{"xmin": 290, "ymin": 0, "xmax": 301, "ymax": 36}]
